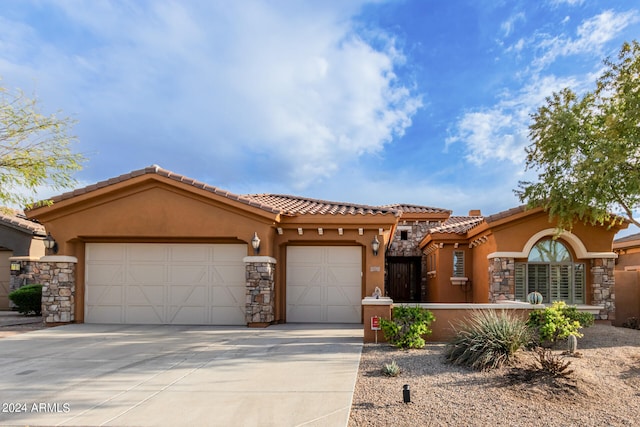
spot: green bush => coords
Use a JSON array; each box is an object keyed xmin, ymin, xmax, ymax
[
  {"xmin": 445, "ymin": 310, "xmax": 531, "ymax": 371},
  {"xmin": 8, "ymin": 284, "xmax": 43, "ymax": 316},
  {"xmin": 527, "ymin": 301, "xmax": 592, "ymax": 344},
  {"xmin": 380, "ymin": 305, "xmax": 435, "ymax": 349}
]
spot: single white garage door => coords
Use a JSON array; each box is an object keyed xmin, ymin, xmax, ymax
[
  {"xmin": 286, "ymin": 246, "xmax": 362, "ymax": 323},
  {"xmin": 85, "ymin": 243, "xmax": 246, "ymax": 325}
]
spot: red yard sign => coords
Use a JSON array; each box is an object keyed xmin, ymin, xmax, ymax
[{"xmin": 371, "ymin": 316, "xmax": 381, "ymax": 331}]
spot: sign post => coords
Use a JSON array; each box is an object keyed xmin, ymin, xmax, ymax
[{"xmin": 371, "ymin": 316, "xmax": 381, "ymax": 344}]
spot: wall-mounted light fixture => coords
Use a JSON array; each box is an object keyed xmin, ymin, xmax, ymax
[
  {"xmin": 372, "ymin": 235, "xmax": 380, "ymax": 256},
  {"xmin": 43, "ymin": 232, "xmax": 58, "ymax": 254},
  {"xmin": 10, "ymin": 261, "xmax": 21, "ymax": 272},
  {"xmin": 251, "ymin": 232, "xmax": 261, "ymax": 255}
]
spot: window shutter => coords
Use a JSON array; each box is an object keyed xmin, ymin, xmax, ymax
[
  {"xmin": 515, "ymin": 263, "xmax": 526, "ymax": 301},
  {"xmin": 574, "ymin": 263, "xmax": 585, "ymax": 304},
  {"xmin": 527, "ymin": 264, "xmax": 549, "ymax": 302}
]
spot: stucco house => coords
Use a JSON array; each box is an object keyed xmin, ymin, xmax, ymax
[
  {"xmin": 0, "ymin": 210, "xmax": 46, "ymax": 309},
  {"xmin": 20, "ymin": 165, "xmax": 624, "ymax": 326}
]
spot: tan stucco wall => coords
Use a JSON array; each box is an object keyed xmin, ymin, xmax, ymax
[
  {"xmin": 490, "ymin": 212, "xmax": 617, "ymax": 255},
  {"xmin": 613, "ymin": 270, "xmax": 640, "ymax": 326}
]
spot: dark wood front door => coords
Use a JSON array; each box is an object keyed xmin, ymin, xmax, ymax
[{"xmin": 387, "ymin": 257, "xmax": 422, "ymax": 302}]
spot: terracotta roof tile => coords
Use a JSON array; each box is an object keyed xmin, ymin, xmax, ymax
[
  {"xmin": 380, "ymin": 204, "xmax": 451, "ymax": 214},
  {"xmin": 0, "ymin": 208, "xmax": 45, "ymax": 234},
  {"xmin": 484, "ymin": 205, "xmax": 527, "ymax": 223},
  {"xmin": 614, "ymin": 232, "xmax": 640, "ymax": 244},
  {"xmin": 429, "ymin": 216, "xmax": 485, "ymax": 234},
  {"xmin": 245, "ymin": 194, "xmax": 399, "ymax": 216}
]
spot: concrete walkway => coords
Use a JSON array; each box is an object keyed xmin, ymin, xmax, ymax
[
  {"xmin": 0, "ymin": 323, "xmax": 363, "ymax": 426},
  {"xmin": 0, "ymin": 310, "xmax": 43, "ymax": 326}
]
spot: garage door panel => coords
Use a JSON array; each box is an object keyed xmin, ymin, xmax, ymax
[
  {"xmin": 169, "ymin": 246, "xmax": 209, "ymax": 262},
  {"xmin": 86, "ymin": 244, "xmax": 125, "ymax": 262},
  {"xmin": 288, "ymin": 305, "xmax": 323, "ymax": 323},
  {"xmin": 212, "ymin": 265, "xmax": 244, "ymax": 284},
  {"xmin": 125, "ymin": 305, "xmax": 164, "ymax": 324},
  {"xmin": 127, "ymin": 265, "xmax": 166, "ymax": 284},
  {"xmin": 213, "ymin": 245, "xmax": 247, "ymax": 262},
  {"xmin": 128, "ymin": 245, "xmax": 167, "ymax": 262},
  {"xmin": 326, "ymin": 247, "xmax": 360, "ymax": 264},
  {"xmin": 87, "ymin": 306, "xmax": 124, "ymax": 324},
  {"xmin": 211, "ymin": 286, "xmax": 243, "ymax": 306},
  {"xmin": 170, "ymin": 266, "xmax": 207, "ymax": 283},
  {"xmin": 86, "ymin": 243, "xmax": 245, "ymax": 325},
  {"xmin": 286, "ymin": 246, "xmax": 362, "ymax": 323}
]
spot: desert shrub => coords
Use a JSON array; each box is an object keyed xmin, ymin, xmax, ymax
[
  {"xmin": 445, "ymin": 310, "xmax": 531, "ymax": 371},
  {"xmin": 8, "ymin": 284, "xmax": 43, "ymax": 316},
  {"xmin": 380, "ymin": 306, "xmax": 435, "ymax": 349},
  {"xmin": 527, "ymin": 301, "xmax": 591, "ymax": 344},
  {"xmin": 533, "ymin": 347, "xmax": 574, "ymax": 378},
  {"xmin": 381, "ymin": 360, "xmax": 401, "ymax": 377}
]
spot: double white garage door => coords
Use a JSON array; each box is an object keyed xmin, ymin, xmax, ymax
[
  {"xmin": 85, "ymin": 243, "xmax": 362, "ymax": 325},
  {"xmin": 85, "ymin": 243, "xmax": 246, "ymax": 325}
]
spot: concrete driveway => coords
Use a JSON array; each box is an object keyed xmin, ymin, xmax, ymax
[{"xmin": 0, "ymin": 323, "xmax": 363, "ymax": 426}]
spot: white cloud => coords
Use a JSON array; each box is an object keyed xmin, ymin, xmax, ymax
[
  {"xmin": 501, "ymin": 12, "xmax": 526, "ymax": 38},
  {"xmin": 548, "ymin": 0, "xmax": 585, "ymax": 6},
  {"xmin": 533, "ymin": 10, "xmax": 639, "ymax": 69},
  {"xmin": 447, "ymin": 74, "xmax": 584, "ymax": 166},
  {"xmin": 0, "ymin": 1, "xmax": 421, "ymax": 189},
  {"xmin": 450, "ymin": 9, "xmax": 638, "ymax": 168}
]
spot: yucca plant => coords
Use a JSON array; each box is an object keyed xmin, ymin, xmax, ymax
[{"xmin": 445, "ymin": 310, "xmax": 532, "ymax": 371}]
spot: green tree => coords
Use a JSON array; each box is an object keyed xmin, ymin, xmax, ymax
[
  {"xmin": 0, "ymin": 82, "xmax": 84, "ymax": 207},
  {"xmin": 516, "ymin": 41, "xmax": 640, "ymax": 230}
]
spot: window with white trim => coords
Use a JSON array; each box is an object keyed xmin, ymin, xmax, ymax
[{"xmin": 514, "ymin": 239, "xmax": 585, "ymax": 304}]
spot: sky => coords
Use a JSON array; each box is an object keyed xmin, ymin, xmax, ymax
[{"xmin": 1, "ymin": 0, "xmax": 639, "ymax": 234}]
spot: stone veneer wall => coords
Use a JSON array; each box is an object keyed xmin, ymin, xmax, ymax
[
  {"xmin": 387, "ymin": 221, "xmax": 442, "ymax": 300},
  {"xmin": 591, "ymin": 258, "xmax": 615, "ymax": 320},
  {"xmin": 244, "ymin": 256, "xmax": 276, "ymax": 324},
  {"xmin": 488, "ymin": 257, "xmax": 515, "ymax": 302}
]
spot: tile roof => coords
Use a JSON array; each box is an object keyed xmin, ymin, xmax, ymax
[
  {"xmin": 428, "ymin": 216, "xmax": 485, "ymax": 234},
  {"xmin": 484, "ymin": 205, "xmax": 528, "ymax": 223},
  {"xmin": 380, "ymin": 204, "xmax": 451, "ymax": 214},
  {"xmin": 245, "ymin": 194, "xmax": 399, "ymax": 216},
  {"xmin": 614, "ymin": 232, "xmax": 640, "ymax": 244},
  {"xmin": 33, "ymin": 165, "xmax": 397, "ymax": 217},
  {"xmin": 39, "ymin": 165, "xmax": 282, "ymax": 215},
  {"xmin": 0, "ymin": 208, "xmax": 45, "ymax": 234}
]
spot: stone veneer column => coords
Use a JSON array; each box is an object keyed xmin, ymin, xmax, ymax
[
  {"xmin": 8, "ymin": 255, "xmax": 77, "ymax": 323},
  {"xmin": 591, "ymin": 258, "xmax": 615, "ymax": 320},
  {"xmin": 37, "ymin": 256, "xmax": 77, "ymax": 324},
  {"xmin": 488, "ymin": 257, "xmax": 515, "ymax": 302},
  {"xmin": 243, "ymin": 256, "xmax": 276, "ymax": 326}
]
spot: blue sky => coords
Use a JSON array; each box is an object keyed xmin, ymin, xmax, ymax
[{"xmin": 1, "ymin": 1, "xmax": 639, "ymax": 230}]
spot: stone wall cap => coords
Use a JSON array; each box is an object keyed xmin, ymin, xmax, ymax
[
  {"xmin": 39, "ymin": 255, "xmax": 78, "ymax": 263},
  {"xmin": 362, "ymin": 297, "xmax": 394, "ymax": 305},
  {"xmin": 8, "ymin": 256, "xmax": 42, "ymax": 262},
  {"xmin": 243, "ymin": 256, "xmax": 277, "ymax": 264}
]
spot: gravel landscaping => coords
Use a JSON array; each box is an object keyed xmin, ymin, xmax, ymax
[{"xmin": 349, "ymin": 323, "xmax": 640, "ymax": 427}]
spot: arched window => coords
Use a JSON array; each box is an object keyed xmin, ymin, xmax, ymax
[{"xmin": 515, "ymin": 239, "xmax": 585, "ymax": 304}]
